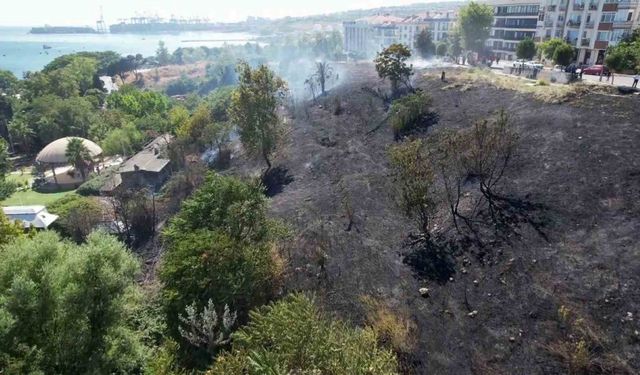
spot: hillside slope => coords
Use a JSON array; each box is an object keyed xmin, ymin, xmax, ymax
[{"xmin": 257, "ymin": 64, "xmax": 639, "ymax": 374}]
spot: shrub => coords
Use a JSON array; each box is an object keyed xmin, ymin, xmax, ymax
[
  {"xmin": 0, "ymin": 179, "xmax": 17, "ymax": 200},
  {"xmin": 388, "ymin": 139, "xmax": 437, "ymax": 239},
  {"xmin": 389, "ymin": 90, "xmax": 435, "ymax": 140},
  {"xmin": 48, "ymin": 194, "xmax": 103, "ymax": 243},
  {"xmin": 209, "ymin": 294, "xmax": 399, "ymax": 374}
]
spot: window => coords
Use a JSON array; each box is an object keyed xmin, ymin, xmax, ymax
[
  {"xmin": 601, "ymin": 12, "xmax": 615, "ymax": 22},
  {"xmin": 627, "ymin": 11, "xmax": 633, "ymax": 21},
  {"xmin": 597, "ymin": 31, "xmax": 610, "ymax": 40},
  {"xmin": 610, "ymin": 29, "xmax": 626, "ymax": 41}
]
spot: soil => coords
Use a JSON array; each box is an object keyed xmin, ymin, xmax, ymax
[{"xmin": 238, "ymin": 63, "xmax": 640, "ymax": 374}]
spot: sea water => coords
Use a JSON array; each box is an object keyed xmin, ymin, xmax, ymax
[{"xmin": 0, "ymin": 26, "xmax": 257, "ymax": 77}]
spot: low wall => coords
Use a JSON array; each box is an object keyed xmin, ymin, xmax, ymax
[{"xmin": 502, "ymin": 66, "xmax": 572, "ymax": 84}]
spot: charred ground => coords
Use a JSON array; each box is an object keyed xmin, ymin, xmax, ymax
[{"xmin": 230, "ymin": 64, "xmax": 640, "ymax": 374}]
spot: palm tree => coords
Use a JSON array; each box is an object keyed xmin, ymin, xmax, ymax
[
  {"xmin": 8, "ymin": 119, "xmax": 34, "ymax": 153},
  {"xmin": 65, "ymin": 138, "xmax": 92, "ymax": 181}
]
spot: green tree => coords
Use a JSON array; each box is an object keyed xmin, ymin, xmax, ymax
[
  {"xmin": 0, "ymin": 70, "xmax": 18, "ymax": 94},
  {"xmin": 605, "ymin": 30, "xmax": 640, "ymax": 72},
  {"xmin": 229, "ymin": 62, "xmax": 288, "ymax": 170},
  {"xmin": 374, "ymin": 43, "xmax": 414, "ymax": 97},
  {"xmin": 0, "ymin": 231, "xmax": 144, "ymax": 374},
  {"xmin": 209, "ymin": 294, "xmax": 398, "ymax": 374},
  {"xmin": 415, "ymin": 29, "xmax": 436, "ymax": 58},
  {"xmin": 0, "ymin": 138, "xmax": 11, "ymax": 178},
  {"xmin": 106, "ymin": 85, "xmax": 170, "ymax": 118},
  {"xmin": 65, "ymin": 137, "xmax": 92, "ymax": 180},
  {"xmin": 102, "ymin": 123, "xmax": 145, "ymax": 157},
  {"xmin": 457, "ymin": 1, "xmax": 494, "ymax": 54},
  {"xmin": 516, "ymin": 37, "xmax": 537, "ymax": 60},
  {"xmin": 164, "ymin": 173, "xmax": 270, "ymax": 244},
  {"xmin": 436, "ymin": 42, "xmax": 449, "ymax": 57},
  {"xmin": 448, "ymin": 28, "xmax": 463, "ymax": 61},
  {"xmin": 0, "ymin": 211, "xmax": 23, "ymax": 245},
  {"xmin": 553, "ymin": 43, "xmax": 575, "ymax": 66},
  {"xmin": 157, "ymin": 41, "xmax": 172, "ymax": 66},
  {"xmin": 539, "ymin": 38, "xmax": 567, "ymax": 60},
  {"xmin": 388, "ymin": 139, "xmax": 437, "ymax": 239}
]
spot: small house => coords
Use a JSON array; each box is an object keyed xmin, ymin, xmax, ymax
[{"xmin": 3, "ymin": 205, "xmax": 59, "ymax": 229}]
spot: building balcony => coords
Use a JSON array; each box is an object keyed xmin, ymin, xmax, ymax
[
  {"xmin": 581, "ymin": 38, "xmax": 591, "ymax": 46},
  {"xmin": 544, "ymin": 21, "xmax": 554, "ymax": 27},
  {"xmin": 588, "ymin": 3, "xmax": 599, "ymax": 9},
  {"xmin": 547, "ymin": 5, "xmax": 557, "ymax": 10},
  {"xmin": 618, "ymin": 0, "xmax": 638, "ymax": 8},
  {"xmin": 559, "ymin": 5, "xmax": 568, "ymax": 10},
  {"xmin": 584, "ymin": 21, "xmax": 595, "ymax": 28},
  {"xmin": 495, "ymin": 11, "xmax": 539, "ymax": 16},
  {"xmin": 567, "ymin": 20, "xmax": 582, "ymax": 27},
  {"xmin": 612, "ymin": 20, "xmax": 633, "ymax": 28},
  {"xmin": 565, "ymin": 37, "xmax": 579, "ymax": 46},
  {"xmin": 573, "ymin": 2, "xmax": 585, "ymax": 9},
  {"xmin": 557, "ymin": 21, "xmax": 566, "ymax": 27},
  {"xmin": 594, "ymin": 40, "xmax": 609, "ymax": 49}
]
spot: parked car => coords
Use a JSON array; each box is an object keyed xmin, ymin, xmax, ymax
[
  {"xmin": 512, "ymin": 59, "xmax": 544, "ymax": 70},
  {"xmin": 525, "ymin": 60, "xmax": 544, "ymax": 69},
  {"xmin": 581, "ymin": 65, "xmax": 609, "ymax": 75}
]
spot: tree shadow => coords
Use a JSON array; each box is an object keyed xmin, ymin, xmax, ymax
[
  {"xmin": 262, "ymin": 166, "xmax": 294, "ymax": 197},
  {"xmin": 402, "ymin": 237, "xmax": 457, "ymax": 284}
]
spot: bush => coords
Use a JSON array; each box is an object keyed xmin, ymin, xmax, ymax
[
  {"xmin": 389, "ymin": 90, "xmax": 436, "ymax": 140},
  {"xmin": 165, "ymin": 75, "xmax": 199, "ymax": 96},
  {"xmin": 76, "ymin": 166, "xmax": 119, "ymax": 196},
  {"xmin": 0, "ymin": 179, "xmax": 17, "ymax": 200},
  {"xmin": 209, "ymin": 294, "xmax": 399, "ymax": 374},
  {"xmin": 48, "ymin": 194, "xmax": 103, "ymax": 242}
]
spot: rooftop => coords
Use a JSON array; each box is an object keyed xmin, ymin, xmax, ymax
[{"xmin": 3, "ymin": 205, "xmax": 58, "ymax": 229}]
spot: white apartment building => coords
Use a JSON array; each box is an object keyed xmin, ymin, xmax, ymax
[
  {"xmin": 343, "ymin": 12, "xmax": 457, "ymax": 56},
  {"xmin": 486, "ymin": 0, "xmax": 542, "ymax": 61},
  {"xmin": 537, "ymin": 0, "xmax": 640, "ymax": 65}
]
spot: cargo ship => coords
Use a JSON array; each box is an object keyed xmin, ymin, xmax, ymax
[
  {"xmin": 109, "ymin": 17, "xmax": 245, "ymax": 34},
  {"xmin": 30, "ymin": 26, "xmax": 98, "ymax": 34}
]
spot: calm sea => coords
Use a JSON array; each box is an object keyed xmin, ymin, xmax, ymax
[{"xmin": 0, "ymin": 26, "xmax": 257, "ymax": 77}]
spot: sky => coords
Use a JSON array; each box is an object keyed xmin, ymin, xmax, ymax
[{"xmin": 0, "ymin": 0, "xmax": 451, "ymax": 27}]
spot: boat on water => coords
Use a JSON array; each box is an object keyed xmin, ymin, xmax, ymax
[
  {"xmin": 42, "ymin": 45, "xmax": 52, "ymax": 50},
  {"xmin": 30, "ymin": 26, "xmax": 98, "ymax": 34}
]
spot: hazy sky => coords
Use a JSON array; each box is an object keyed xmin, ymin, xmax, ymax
[{"xmin": 0, "ymin": 0, "xmax": 450, "ymax": 26}]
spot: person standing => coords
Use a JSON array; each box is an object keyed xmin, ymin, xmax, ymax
[{"xmin": 633, "ymin": 73, "xmax": 639, "ymax": 88}]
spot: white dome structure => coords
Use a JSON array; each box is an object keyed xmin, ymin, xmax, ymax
[{"xmin": 36, "ymin": 137, "xmax": 103, "ymax": 164}]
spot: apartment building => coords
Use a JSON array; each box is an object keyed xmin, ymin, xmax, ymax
[
  {"xmin": 537, "ymin": 0, "xmax": 640, "ymax": 65},
  {"xmin": 487, "ymin": 0, "xmax": 542, "ymax": 60},
  {"xmin": 343, "ymin": 12, "xmax": 457, "ymax": 56}
]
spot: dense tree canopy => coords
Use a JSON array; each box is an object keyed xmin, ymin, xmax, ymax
[{"xmin": 0, "ymin": 231, "xmax": 144, "ymax": 374}]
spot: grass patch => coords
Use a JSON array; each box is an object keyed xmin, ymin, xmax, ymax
[
  {"xmin": 2, "ymin": 189, "xmax": 75, "ymax": 206},
  {"xmin": 7, "ymin": 171, "xmax": 33, "ymax": 186},
  {"xmin": 444, "ymin": 69, "xmax": 588, "ymax": 104}
]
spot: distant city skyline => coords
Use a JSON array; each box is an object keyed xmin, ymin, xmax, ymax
[{"xmin": 0, "ymin": 0, "xmax": 458, "ymax": 27}]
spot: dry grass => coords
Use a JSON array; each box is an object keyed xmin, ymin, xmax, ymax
[
  {"xmin": 545, "ymin": 305, "xmax": 637, "ymax": 375},
  {"xmin": 440, "ymin": 68, "xmax": 594, "ymax": 104},
  {"xmin": 360, "ymin": 295, "xmax": 417, "ymax": 353}
]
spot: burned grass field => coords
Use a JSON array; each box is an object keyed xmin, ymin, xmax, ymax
[{"xmin": 238, "ymin": 64, "xmax": 640, "ymax": 374}]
